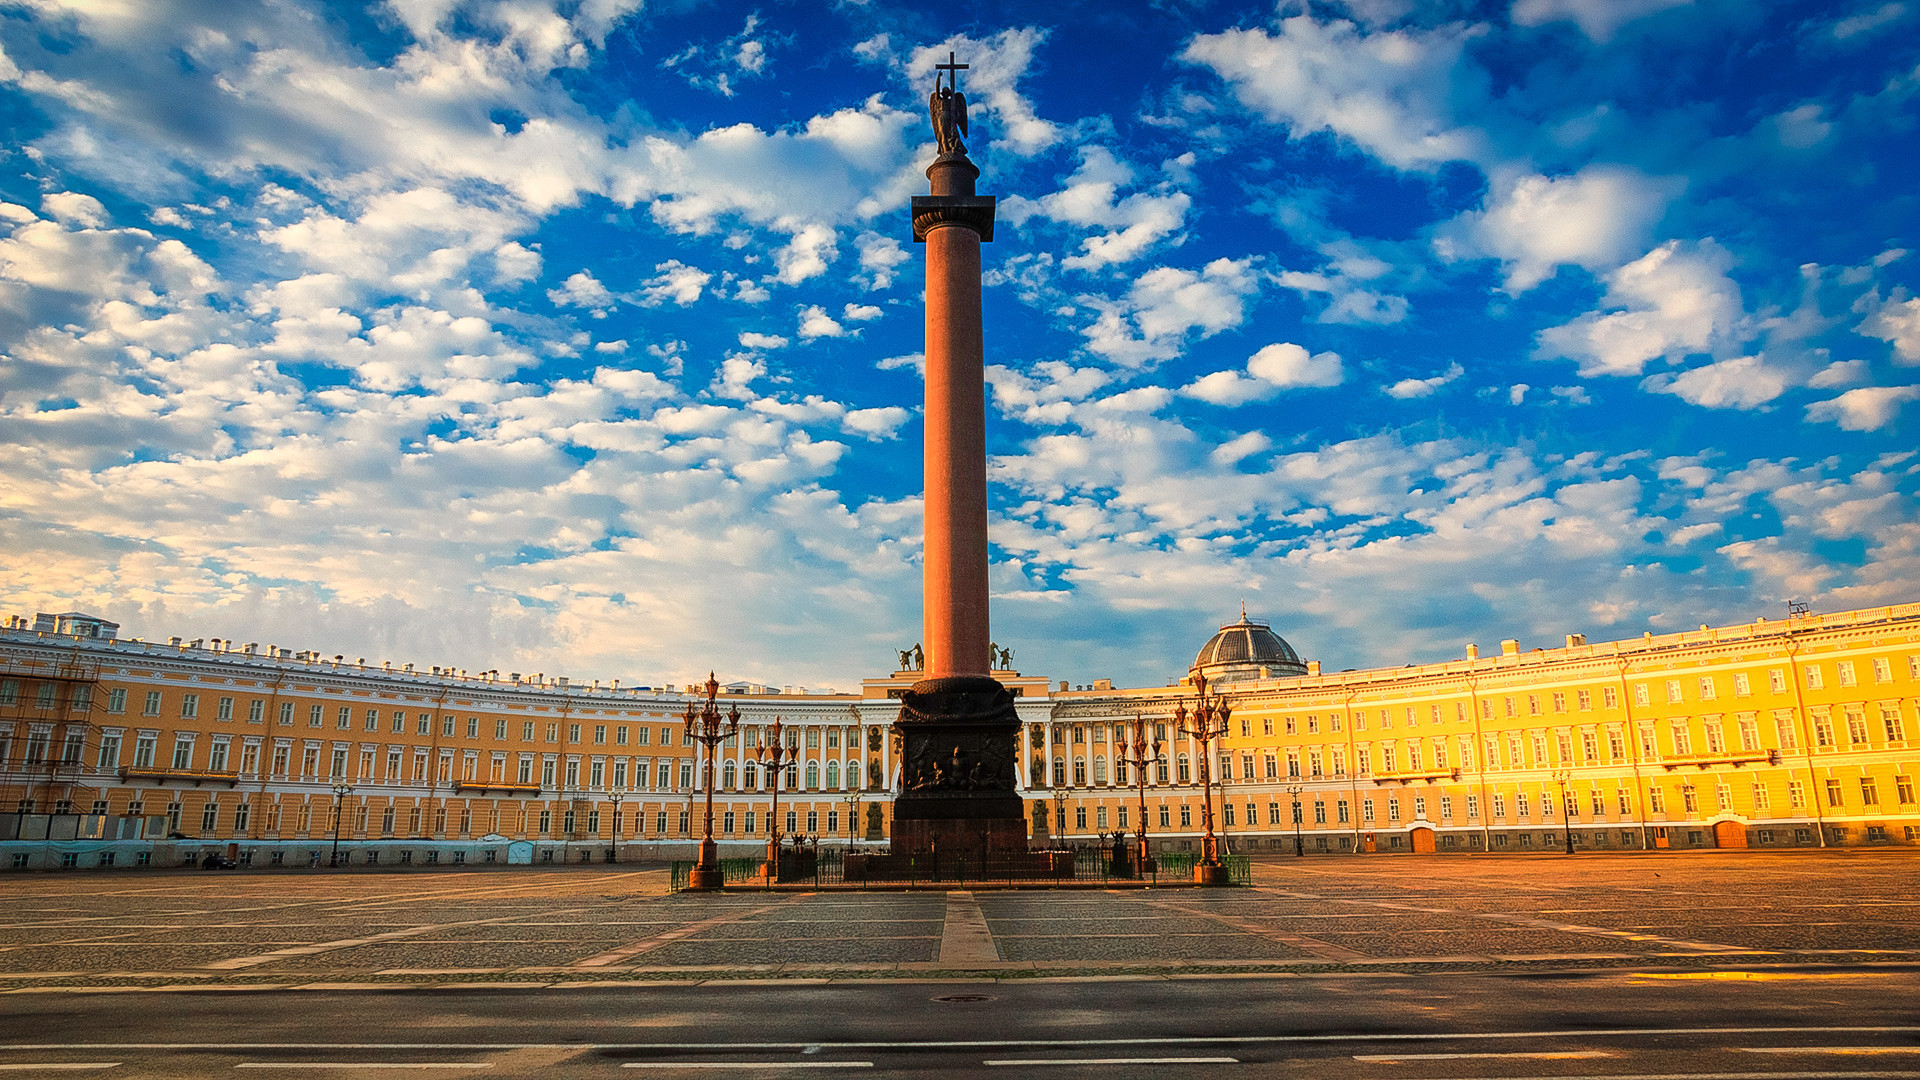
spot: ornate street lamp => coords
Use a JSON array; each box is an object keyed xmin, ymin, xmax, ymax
[
  {"xmin": 1051, "ymin": 782, "xmax": 1068, "ymax": 847},
  {"xmin": 1122, "ymin": 714, "xmax": 1162, "ymax": 868},
  {"xmin": 328, "ymin": 782, "xmax": 354, "ymax": 868},
  {"xmin": 754, "ymin": 716, "xmax": 793, "ymax": 882},
  {"xmin": 1175, "ymin": 671, "xmax": 1232, "ymax": 885},
  {"xmin": 841, "ymin": 787, "xmax": 863, "ymax": 852},
  {"xmin": 1552, "ymin": 768, "xmax": 1575, "ymax": 855},
  {"xmin": 682, "ymin": 672, "xmax": 740, "ymax": 890},
  {"xmin": 1287, "ymin": 784, "xmax": 1304, "ymax": 857},
  {"xmin": 608, "ymin": 787, "xmax": 626, "ymax": 861}
]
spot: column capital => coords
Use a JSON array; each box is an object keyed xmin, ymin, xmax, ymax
[{"xmin": 912, "ymin": 195, "xmax": 996, "ymax": 242}]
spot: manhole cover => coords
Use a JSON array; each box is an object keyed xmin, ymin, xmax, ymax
[{"xmin": 932, "ymin": 994, "xmax": 995, "ymax": 1003}]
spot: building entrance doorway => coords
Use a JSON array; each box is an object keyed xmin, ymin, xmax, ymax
[
  {"xmin": 1409, "ymin": 827, "xmax": 1435, "ymax": 853},
  {"xmin": 1712, "ymin": 820, "xmax": 1747, "ymax": 848}
]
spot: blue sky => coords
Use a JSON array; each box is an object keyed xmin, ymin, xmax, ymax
[{"xmin": 1, "ymin": 0, "xmax": 1916, "ymax": 691}]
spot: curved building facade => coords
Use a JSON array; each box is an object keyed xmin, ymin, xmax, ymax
[{"xmin": 2, "ymin": 601, "xmax": 1917, "ymax": 869}]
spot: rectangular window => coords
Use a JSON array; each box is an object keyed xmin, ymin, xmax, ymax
[
  {"xmin": 1789, "ymin": 780, "xmax": 1806, "ymax": 808},
  {"xmin": 1362, "ymin": 798, "xmax": 1375, "ymax": 822},
  {"xmin": 1861, "ymin": 778, "xmax": 1879, "ymax": 806},
  {"xmin": 1737, "ymin": 718, "xmax": 1759, "ymax": 751},
  {"xmin": 1491, "ymin": 794, "xmax": 1506, "ymax": 818},
  {"xmin": 1337, "ymin": 799, "xmax": 1351, "ymax": 823},
  {"xmin": 1752, "ymin": 782, "xmax": 1770, "ymax": 810},
  {"xmin": 337, "ymin": 706, "xmax": 351, "ymax": 729},
  {"xmin": 366, "ymin": 709, "xmax": 379, "ymax": 732},
  {"xmin": 1465, "ymin": 795, "xmax": 1478, "ymax": 819},
  {"xmin": 144, "ymin": 691, "xmax": 162, "ymax": 716},
  {"xmin": 171, "ymin": 736, "xmax": 193, "ymax": 769},
  {"xmin": 180, "ymin": 694, "xmax": 199, "ymax": 719},
  {"xmin": 1813, "ymin": 712, "xmax": 1834, "ymax": 747},
  {"xmin": 1770, "ymin": 668, "xmax": 1787, "ymax": 692},
  {"xmin": 97, "ymin": 734, "xmax": 121, "ymax": 769},
  {"xmin": 569, "ymin": 724, "xmax": 582, "ymax": 743},
  {"xmin": 1885, "ymin": 705, "xmax": 1907, "ymax": 743},
  {"xmin": 216, "ymin": 696, "xmax": 234, "ymax": 721},
  {"xmin": 1897, "ymin": 775, "xmax": 1914, "ymax": 804},
  {"xmin": 1577, "ymin": 689, "xmax": 1593, "ymax": 710},
  {"xmin": 523, "ymin": 722, "xmax": 536, "ymax": 741},
  {"xmin": 1825, "ymin": 778, "xmax": 1843, "ymax": 808},
  {"xmin": 1704, "ymin": 722, "xmax": 1725, "ymax": 754},
  {"xmin": 107, "ymin": 688, "xmax": 127, "ymax": 714},
  {"xmin": 331, "ymin": 748, "xmax": 348, "ymax": 778},
  {"xmin": 1647, "ymin": 786, "xmax": 1664, "ymax": 814},
  {"xmin": 616, "ymin": 726, "xmax": 629, "ymax": 746},
  {"xmin": 1733, "ymin": 672, "xmax": 1751, "ymax": 696},
  {"xmin": 467, "ymin": 717, "xmax": 480, "ymax": 739},
  {"xmin": 1837, "ymin": 661, "xmax": 1856, "ymax": 687},
  {"xmin": 1602, "ymin": 686, "xmax": 1618, "ymax": 709},
  {"xmin": 1635, "ymin": 684, "xmax": 1651, "ymax": 707},
  {"xmin": 594, "ymin": 725, "xmax": 607, "ymax": 745},
  {"xmin": 208, "ymin": 740, "xmax": 229, "ymax": 771},
  {"xmin": 309, "ymin": 705, "xmax": 323, "ymax": 727},
  {"xmin": 1670, "ymin": 721, "xmax": 1692, "ymax": 756},
  {"xmin": 1872, "ymin": 657, "xmax": 1892, "ymax": 683},
  {"xmin": 1806, "ymin": 666, "xmax": 1823, "ymax": 690},
  {"xmin": 547, "ymin": 724, "xmax": 561, "ymax": 743},
  {"xmin": 134, "ymin": 734, "xmax": 156, "ymax": 767}
]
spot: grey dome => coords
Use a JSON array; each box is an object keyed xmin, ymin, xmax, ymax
[{"xmin": 1191, "ymin": 611, "xmax": 1307, "ymax": 682}]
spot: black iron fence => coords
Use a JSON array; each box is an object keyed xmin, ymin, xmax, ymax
[{"xmin": 670, "ymin": 847, "xmax": 1250, "ymax": 890}]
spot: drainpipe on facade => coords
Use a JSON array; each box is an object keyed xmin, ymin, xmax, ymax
[{"xmin": 1467, "ymin": 673, "xmax": 1493, "ymax": 854}]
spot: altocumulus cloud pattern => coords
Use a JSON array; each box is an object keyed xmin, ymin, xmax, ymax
[{"xmin": 0, "ymin": 0, "xmax": 1916, "ymax": 689}]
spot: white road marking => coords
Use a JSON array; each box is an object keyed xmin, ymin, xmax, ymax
[
  {"xmin": 1354, "ymin": 1051, "xmax": 1614, "ymax": 1061},
  {"xmin": 235, "ymin": 1065, "xmax": 491, "ymax": 1070},
  {"xmin": 0, "ymin": 1066, "xmax": 120, "ymax": 1072},
  {"xmin": 1740, "ymin": 1048, "xmax": 1920, "ymax": 1055},
  {"xmin": 203, "ymin": 910, "xmax": 589, "ymax": 970},
  {"xmin": 620, "ymin": 1064, "xmax": 873, "ymax": 1070},
  {"xmin": 1423, "ymin": 1074, "xmax": 1920, "ymax": 1080},
  {"xmin": 985, "ymin": 1058, "xmax": 1239, "ymax": 1066}
]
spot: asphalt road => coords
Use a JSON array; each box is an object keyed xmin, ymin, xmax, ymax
[
  {"xmin": 2, "ymin": 970, "xmax": 1918, "ymax": 1077},
  {"xmin": 3, "ymin": 853, "xmax": 1918, "ymax": 1077}
]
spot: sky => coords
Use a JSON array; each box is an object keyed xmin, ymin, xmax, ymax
[{"xmin": 1, "ymin": 0, "xmax": 1917, "ymax": 693}]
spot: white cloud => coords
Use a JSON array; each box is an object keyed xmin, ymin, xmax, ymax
[
  {"xmin": 1082, "ymin": 258, "xmax": 1260, "ymax": 368},
  {"xmin": 771, "ymin": 225, "xmax": 838, "ymax": 286},
  {"xmin": 1535, "ymin": 240, "xmax": 1745, "ymax": 377},
  {"xmin": 1862, "ymin": 296, "xmax": 1920, "ymax": 364},
  {"xmin": 737, "ymin": 331, "xmax": 789, "ymax": 350},
  {"xmin": 1809, "ymin": 358, "xmax": 1870, "ymax": 388},
  {"xmin": 1805, "ymin": 385, "xmax": 1920, "ymax": 431},
  {"xmin": 1829, "ymin": 1, "xmax": 1908, "ymax": 40},
  {"xmin": 1510, "ymin": 0, "xmax": 1694, "ymax": 42},
  {"xmin": 637, "ymin": 259, "xmax": 711, "ymax": 306},
  {"xmin": 1642, "ymin": 355, "xmax": 1788, "ymax": 410},
  {"xmin": 1183, "ymin": 16, "xmax": 1488, "ymax": 171},
  {"xmin": 796, "ymin": 305, "xmax": 846, "ymax": 339},
  {"xmin": 842, "ymin": 406, "xmax": 911, "ymax": 440},
  {"xmin": 1001, "ymin": 147, "xmax": 1191, "ymax": 270},
  {"xmin": 842, "ymin": 303, "xmax": 882, "ymax": 322},
  {"xmin": 854, "ymin": 232, "xmax": 909, "ymax": 290},
  {"xmin": 1384, "ymin": 362, "xmax": 1464, "ymax": 399},
  {"xmin": 1184, "ymin": 344, "xmax": 1345, "ymax": 405},
  {"xmin": 548, "ymin": 269, "xmax": 615, "ymax": 312},
  {"xmin": 492, "ymin": 241, "xmax": 542, "ymax": 285},
  {"xmin": 41, "ymin": 192, "xmax": 108, "ymax": 228},
  {"xmin": 1435, "ymin": 166, "xmax": 1680, "ymax": 293},
  {"xmin": 877, "ymin": 352, "xmax": 925, "ymax": 377}
]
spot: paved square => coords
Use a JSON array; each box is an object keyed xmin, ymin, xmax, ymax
[{"xmin": 0, "ymin": 852, "xmax": 1915, "ymax": 989}]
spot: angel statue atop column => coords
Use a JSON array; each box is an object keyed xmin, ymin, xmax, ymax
[{"xmin": 929, "ymin": 52, "xmax": 970, "ymax": 157}]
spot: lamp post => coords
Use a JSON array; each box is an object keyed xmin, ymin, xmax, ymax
[
  {"xmin": 754, "ymin": 717, "xmax": 793, "ymax": 882},
  {"xmin": 1175, "ymin": 671, "xmax": 1232, "ymax": 885},
  {"xmin": 681, "ymin": 672, "xmax": 740, "ymax": 890},
  {"xmin": 841, "ymin": 788, "xmax": 863, "ymax": 852},
  {"xmin": 1051, "ymin": 783, "xmax": 1068, "ymax": 848},
  {"xmin": 1287, "ymin": 784, "xmax": 1305, "ymax": 856},
  {"xmin": 328, "ymin": 783, "xmax": 354, "ymax": 868},
  {"xmin": 1552, "ymin": 768, "xmax": 1576, "ymax": 854},
  {"xmin": 608, "ymin": 787, "xmax": 626, "ymax": 861},
  {"xmin": 1122, "ymin": 714, "xmax": 1162, "ymax": 868}
]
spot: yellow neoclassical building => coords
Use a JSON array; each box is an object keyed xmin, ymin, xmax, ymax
[{"xmin": 1, "ymin": 602, "xmax": 1916, "ymax": 869}]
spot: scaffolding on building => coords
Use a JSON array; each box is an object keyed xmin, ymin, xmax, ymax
[{"xmin": 0, "ymin": 651, "xmax": 104, "ymax": 817}]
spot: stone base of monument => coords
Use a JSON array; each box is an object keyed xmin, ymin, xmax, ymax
[
  {"xmin": 845, "ymin": 848, "xmax": 1072, "ymax": 884},
  {"xmin": 861, "ymin": 673, "xmax": 1062, "ymax": 881},
  {"xmin": 1193, "ymin": 861, "xmax": 1231, "ymax": 886}
]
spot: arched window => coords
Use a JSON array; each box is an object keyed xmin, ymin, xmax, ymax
[
  {"xmin": 1052, "ymin": 759, "xmax": 1066, "ymax": 787},
  {"xmin": 826, "ymin": 762, "xmax": 840, "ymax": 789},
  {"xmin": 743, "ymin": 763, "xmax": 758, "ymax": 790},
  {"xmin": 1177, "ymin": 753, "xmax": 1191, "ymax": 784},
  {"xmin": 805, "ymin": 762, "xmax": 820, "ymax": 790},
  {"xmin": 1093, "ymin": 756, "xmax": 1107, "ymax": 784},
  {"xmin": 722, "ymin": 762, "xmax": 736, "ymax": 789},
  {"xmin": 1072, "ymin": 757, "xmax": 1087, "ymax": 786}
]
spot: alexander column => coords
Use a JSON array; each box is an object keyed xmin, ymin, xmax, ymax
[{"xmin": 890, "ymin": 53, "xmax": 1027, "ymax": 862}]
